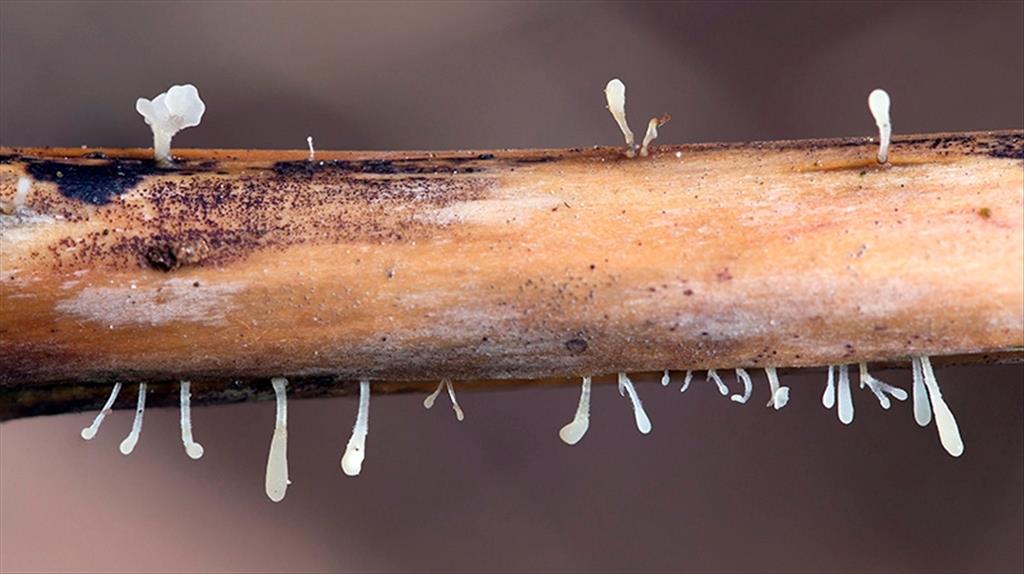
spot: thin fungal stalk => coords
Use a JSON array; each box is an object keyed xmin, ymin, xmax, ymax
[
  {"xmin": 0, "ymin": 131, "xmax": 1021, "ymax": 420},
  {"xmin": 79, "ymin": 382, "xmax": 121, "ymax": 440},
  {"xmin": 265, "ymin": 377, "xmax": 289, "ymax": 502},
  {"xmin": 119, "ymin": 383, "xmax": 147, "ymax": 455},
  {"xmin": 179, "ymin": 380, "xmax": 205, "ymax": 459}
]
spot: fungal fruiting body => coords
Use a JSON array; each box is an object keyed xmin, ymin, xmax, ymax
[
  {"xmin": 135, "ymin": 84, "xmax": 206, "ymax": 165},
  {"xmin": 341, "ymin": 380, "xmax": 371, "ymax": 476},
  {"xmin": 80, "ymin": 382, "xmax": 122, "ymax": 440},
  {"xmin": 731, "ymin": 368, "xmax": 753, "ymax": 404},
  {"xmin": 764, "ymin": 367, "xmax": 790, "ymax": 410},
  {"xmin": 868, "ymin": 88, "xmax": 891, "ymax": 164},
  {"xmin": 679, "ymin": 370, "xmax": 694, "ymax": 393},
  {"xmin": 661, "ymin": 370, "xmax": 671, "ymax": 386},
  {"xmin": 179, "ymin": 381, "xmax": 204, "ymax": 459},
  {"xmin": 836, "ymin": 364, "xmax": 854, "ymax": 424},
  {"xmin": 640, "ymin": 114, "xmax": 671, "ymax": 157},
  {"xmin": 823, "ymin": 366, "xmax": 837, "ymax": 409},
  {"xmin": 706, "ymin": 369, "xmax": 730, "ymax": 396},
  {"xmin": 424, "ymin": 379, "xmax": 465, "ymax": 421},
  {"xmin": 858, "ymin": 363, "xmax": 908, "ymax": 409},
  {"xmin": 265, "ymin": 377, "xmax": 290, "ymax": 502},
  {"xmin": 912, "ymin": 357, "xmax": 932, "ymax": 427},
  {"xmin": 617, "ymin": 373, "xmax": 652, "ymax": 434},
  {"xmin": 604, "ymin": 79, "xmax": 635, "ymax": 157},
  {"xmin": 118, "ymin": 383, "xmax": 147, "ymax": 455},
  {"xmin": 559, "ymin": 376, "xmax": 592, "ymax": 445},
  {"xmin": 306, "ymin": 136, "xmax": 315, "ymax": 161},
  {"xmin": 913, "ymin": 356, "xmax": 965, "ymax": 457}
]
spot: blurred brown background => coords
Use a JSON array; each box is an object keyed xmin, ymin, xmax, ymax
[{"xmin": 1, "ymin": 1, "xmax": 1022, "ymax": 572}]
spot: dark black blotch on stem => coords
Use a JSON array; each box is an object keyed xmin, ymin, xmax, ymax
[{"xmin": 25, "ymin": 158, "xmax": 164, "ymax": 206}]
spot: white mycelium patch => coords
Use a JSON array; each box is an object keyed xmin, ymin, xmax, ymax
[
  {"xmin": 639, "ymin": 114, "xmax": 670, "ymax": 157},
  {"xmin": 837, "ymin": 364, "xmax": 854, "ymax": 424},
  {"xmin": 424, "ymin": 379, "xmax": 464, "ymax": 421},
  {"xmin": 136, "ymin": 84, "xmax": 206, "ymax": 165},
  {"xmin": 119, "ymin": 383, "xmax": 147, "ymax": 455},
  {"xmin": 706, "ymin": 369, "xmax": 729, "ymax": 396},
  {"xmin": 604, "ymin": 79, "xmax": 635, "ymax": 157},
  {"xmin": 868, "ymin": 89, "xmax": 891, "ymax": 164},
  {"xmin": 179, "ymin": 381, "xmax": 204, "ymax": 460},
  {"xmin": 307, "ymin": 136, "xmax": 315, "ymax": 161},
  {"xmin": 265, "ymin": 377, "xmax": 290, "ymax": 503},
  {"xmin": 858, "ymin": 363, "xmax": 908, "ymax": 409},
  {"xmin": 764, "ymin": 367, "xmax": 790, "ymax": 410},
  {"xmin": 731, "ymin": 368, "xmax": 753, "ymax": 404},
  {"xmin": 914, "ymin": 356, "xmax": 965, "ymax": 457},
  {"xmin": 559, "ymin": 376, "xmax": 592, "ymax": 446},
  {"xmin": 679, "ymin": 370, "xmax": 693, "ymax": 393},
  {"xmin": 617, "ymin": 373, "xmax": 652, "ymax": 434},
  {"xmin": 341, "ymin": 381, "xmax": 371, "ymax": 476},
  {"xmin": 80, "ymin": 382, "xmax": 122, "ymax": 440}
]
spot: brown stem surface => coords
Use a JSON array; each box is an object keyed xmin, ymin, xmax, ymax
[{"xmin": 1, "ymin": 132, "xmax": 1022, "ymax": 420}]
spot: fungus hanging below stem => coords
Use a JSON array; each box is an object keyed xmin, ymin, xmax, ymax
[
  {"xmin": 559, "ymin": 376, "xmax": 592, "ymax": 446},
  {"xmin": 916, "ymin": 356, "xmax": 965, "ymax": 457},
  {"xmin": 764, "ymin": 367, "xmax": 790, "ymax": 410},
  {"xmin": 911, "ymin": 357, "xmax": 932, "ymax": 427},
  {"xmin": 617, "ymin": 373, "xmax": 652, "ymax": 434},
  {"xmin": 706, "ymin": 369, "xmax": 730, "ymax": 396},
  {"xmin": 341, "ymin": 380, "xmax": 371, "ymax": 476},
  {"xmin": 423, "ymin": 379, "xmax": 464, "ymax": 421},
  {"xmin": 858, "ymin": 363, "xmax": 908, "ymax": 409},
  {"xmin": 837, "ymin": 364, "xmax": 854, "ymax": 424},
  {"xmin": 679, "ymin": 370, "xmax": 694, "ymax": 393},
  {"xmin": 731, "ymin": 368, "xmax": 753, "ymax": 404},
  {"xmin": 80, "ymin": 382, "xmax": 121, "ymax": 440},
  {"xmin": 179, "ymin": 381, "xmax": 204, "ymax": 460},
  {"xmin": 265, "ymin": 377, "xmax": 290, "ymax": 503},
  {"xmin": 118, "ymin": 383, "xmax": 147, "ymax": 455},
  {"xmin": 823, "ymin": 366, "xmax": 837, "ymax": 409}
]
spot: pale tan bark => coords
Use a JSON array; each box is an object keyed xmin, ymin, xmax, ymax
[{"xmin": 1, "ymin": 131, "xmax": 1021, "ymax": 419}]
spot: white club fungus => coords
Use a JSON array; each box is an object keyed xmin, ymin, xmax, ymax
[
  {"xmin": 679, "ymin": 370, "xmax": 693, "ymax": 393},
  {"xmin": 307, "ymin": 136, "xmax": 315, "ymax": 161},
  {"xmin": 179, "ymin": 381, "xmax": 205, "ymax": 460},
  {"xmin": 868, "ymin": 89, "xmax": 891, "ymax": 164},
  {"xmin": 639, "ymin": 114, "xmax": 670, "ymax": 157},
  {"xmin": 341, "ymin": 380, "xmax": 371, "ymax": 476},
  {"xmin": 80, "ymin": 382, "xmax": 122, "ymax": 440},
  {"xmin": 14, "ymin": 177, "xmax": 31, "ymax": 210},
  {"xmin": 265, "ymin": 377, "xmax": 290, "ymax": 503},
  {"xmin": 617, "ymin": 373, "xmax": 652, "ymax": 434},
  {"xmin": 706, "ymin": 369, "xmax": 729, "ymax": 396},
  {"xmin": 858, "ymin": 363, "xmax": 908, "ymax": 409},
  {"xmin": 604, "ymin": 79, "xmax": 635, "ymax": 157},
  {"xmin": 837, "ymin": 364, "xmax": 853, "ymax": 425},
  {"xmin": 135, "ymin": 84, "xmax": 206, "ymax": 165},
  {"xmin": 765, "ymin": 367, "xmax": 790, "ymax": 410},
  {"xmin": 423, "ymin": 379, "xmax": 464, "ymax": 421},
  {"xmin": 119, "ymin": 383, "xmax": 147, "ymax": 455},
  {"xmin": 559, "ymin": 376, "xmax": 592, "ymax": 445},
  {"xmin": 731, "ymin": 368, "xmax": 753, "ymax": 404},
  {"xmin": 661, "ymin": 370, "xmax": 671, "ymax": 386},
  {"xmin": 911, "ymin": 357, "xmax": 932, "ymax": 427},
  {"xmin": 917, "ymin": 356, "xmax": 965, "ymax": 457},
  {"xmin": 822, "ymin": 366, "xmax": 837, "ymax": 409}
]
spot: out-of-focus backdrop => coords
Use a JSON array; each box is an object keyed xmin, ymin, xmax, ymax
[{"xmin": 1, "ymin": 1, "xmax": 1022, "ymax": 572}]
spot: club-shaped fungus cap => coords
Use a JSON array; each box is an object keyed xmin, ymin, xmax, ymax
[{"xmin": 136, "ymin": 84, "xmax": 206, "ymax": 165}]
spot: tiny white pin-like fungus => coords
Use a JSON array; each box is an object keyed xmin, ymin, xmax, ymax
[
  {"xmin": 661, "ymin": 370, "xmax": 671, "ymax": 386},
  {"xmin": 679, "ymin": 370, "xmax": 693, "ymax": 393},
  {"xmin": 14, "ymin": 177, "xmax": 31, "ymax": 210},
  {"xmin": 731, "ymin": 368, "xmax": 753, "ymax": 404},
  {"xmin": 639, "ymin": 114, "xmax": 670, "ymax": 157},
  {"xmin": 559, "ymin": 376, "xmax": 592, "ymax": 445},
  {"xmin": 868, "ymin": 89, "xmax": 891, "ymax": 164},
  {"xmin": 341, "ymin": 380, "xmax": 371, "ymax": 476},
  {"xmin": 617, "ymin": 373, "xmax": 652, "ymax": 434},
  {"xmin": 911, "ymin": 357, "xmax": 932, "ymax": 427},
  {"xmin": 179, "ymin": 381, "xmax": 204, "ymax": 459},
  {"xmin": 119, "ymin": 383, "xmax": 147, "ymax": 455},
  {"xmin": 917, "ymin": 356, "xmax": 964, "ymax": 457},
  {"xmin": 424, "ymin": 379, "xmax": 464, "ymax": 421},
  {"xmin": 604, "ymin": 79, "xmax": 635, "ymax": 157},
  {"xmin": 136, "ymin": 84, "xmax": 206, "ymax": 165},
  {"xmin": 764, "ymin": 367, "xmax": 790, "ymax": 410},
  {"xmin": 265, "ymin": 377, "xmax": 290, "ymax": 503},
  {"xmin": 307, "ymin": 136, "xmax": 315, "ymax": 161},
  {"xmin": 706, "ymin": 369, "xmax": 729, "ymax": 396},
  {"xmin": 858, "ymin": 363, "xmax": 908, "ymax": 409},
  {"xmin": 80, "ymin": 382, "xmax": 122, "ymax": 440},
  {"xmin": 837, "ymin": 364, "xmax": 853, "ymax": 424},
  {"xmin": 822, "ymin": 365, "xmax": 837, "ymax": 409}
]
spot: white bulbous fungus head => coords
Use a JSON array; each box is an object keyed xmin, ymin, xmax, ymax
[
  {"xmin": 917, "ymin": 356, "xmax": 964, "ymax": 457},
  {"xmin": 136, "ymin": 84, "xmax": 206, "ymax": 165},
  {"xmin": 119, "ymin": 383, "xmax": 147, "ymax": 455},
  {"xmin": 179, "ymin": 381, "xmax": 205, "ymax": 459},
  {"xmin": 559, "ymin": 376, "xmax": 592, "ymax": 445},
  {"xmin": 706, "ymin": 369, "xmax": 729, "ymax": 396},
  {"xmin": 341, "ymin": 381, "xmax": 371, "ymax": 476},
  {"xmin": 80, "ymin": 382, "xmax": 122, "ymax": 440},
  {"xmin": 837, "ymin": 364, "xmax": 853, "ymax": 424},
  {"xmin": 764, "ymin": 367, "xmax": 790, "ymax": 410},
  {"xmin": 605, "ymin": 79, "xmax": 635, "ymax": 157},
  {"xmin": 617, "ymin": 373, "xmax": 652, "ymax": 434},
  {"xmin": 911, "ymin": 357, "xmax": 932, "ymax": 427},
  {"xmin": 822, "ymin": 365, "xmax": 837, "ymax": 409},
  {"xmin": 423, "ymin": 379, "xmax": 464, "ymax": 421},
  {"xmin": 679, "ymin": 370, "xmax": 693, "ymax": 393},
  {"xmin": 868, "ymin": 89, "xmax": 891, "ymax": 164},
  {"xmin": 265, "ymin": 377, "xmax": 290, "ymax": 502},
  {"xmin": 307, "ymin": 136, "xmax": 315, "ymax": 161}
]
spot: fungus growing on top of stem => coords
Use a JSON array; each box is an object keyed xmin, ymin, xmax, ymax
[
  {"xmin": 135, "ymin": 84, "xmax": 206, "ymax": 166},
  {"xmin": 868, "ymin": 88, "xmax": 891, "ymax": 164},
  {"xmin": 604, "ymin": 79, "xmax": 635, "ymax": 157}
]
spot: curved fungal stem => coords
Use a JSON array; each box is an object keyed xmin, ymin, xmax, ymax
[
  {"xmin": 179, "ymin": 381, "xmax": 204, "ymax": 459},
  {"xmin": 706, "ymin": 369, "xmax": 729, "ymax": 396},
  {"xmin": 858, "ymin": 363, "xmax": 908, "ymax": 409},
  {"xmin": 764, "ymin": 367, "xmax": 790, "ymax": 410},
  {"xmin": 559, "ymin": 376, "xmax": 592, "ymax": 445},
  {"xmin": 341, "ymin": 380, "xmax": 371, "ymax": 476},
  {"xmin": 265, "ymin": 377, "xmax": 289, "ymax": 503},
  {"xmin": 731, "ymin": 368, "xmax": 753, "ymax": 404},
  {"xmin": 80, "ymin": 382, "xmax": 122, "ymax": 440},
  {"xmin": 118, "ymin": 383, "xmax": 147, "ymax": 455},
  {"xmin": 679, "ymin": 371, "xmax": 694, "ymax": 393},
  {"xmin": 617, "ymin": 373, "xmax": 652, "ymax": 434},
  {"xmin": 424, "ymin": 379, "xmax": 463, "ymax": 421}
]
